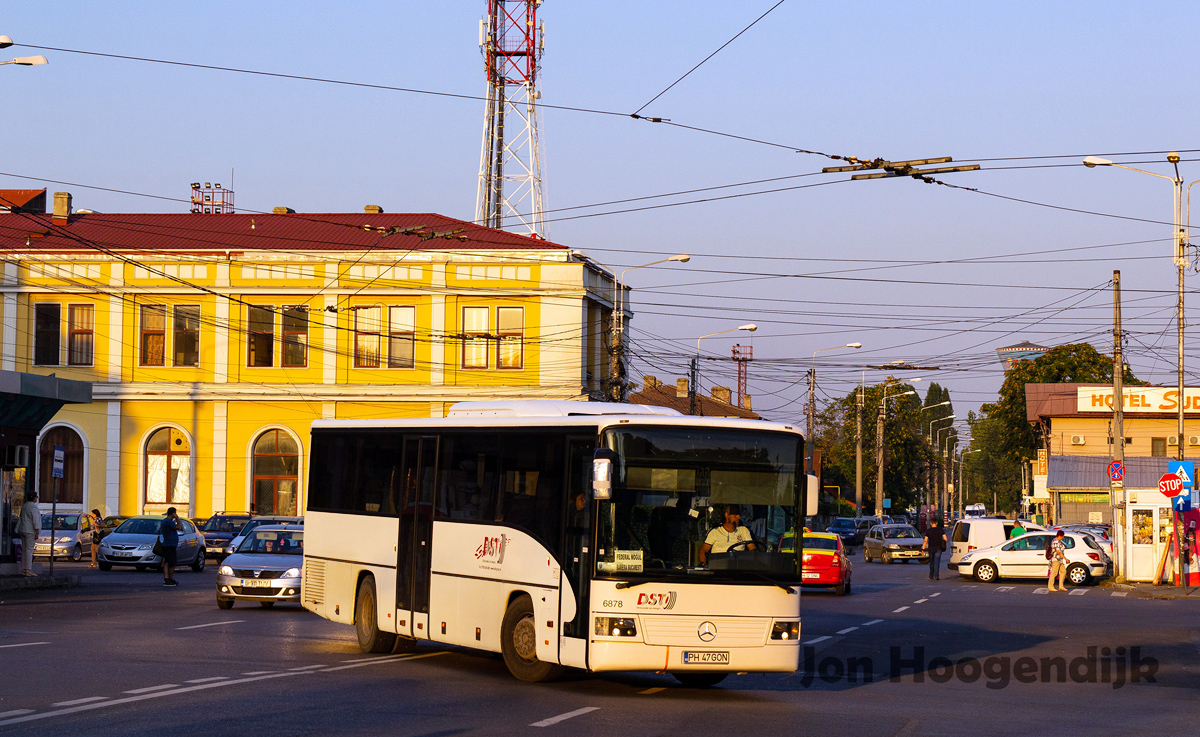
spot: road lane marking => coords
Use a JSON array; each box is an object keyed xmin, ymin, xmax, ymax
[
  {"xmin": 241, "ymin": 671, "xmax": 278, "ymax": 676},
  {"xmin": 892, "ymin": 606, "xmax": 910, "ymax": 613},
  {"xmin": 1033, "ymin": 588, "xmax": 1049, "ymax": 595},
  {"xmin": 1069, "ymin": 589, "xmax": 1087, "ymax": 596},
  {"xmin": 175, "ymin": 620, "xmax": 245, "ymax": 631},
  {"xmin": 861, "ymin": 619, "xmax": 883, "ymax": 626},
  {"xmin": 997, "ymin": 587, "xmax": 1014, "ymax": 592},
  {"xmin": 51, "ymin": 697, "xmax": 108, "ymax": 707},
  {"xmin": 287, "ymin": 664, "xmax": 326, "ymax": 671},
  {"xmin": 123, "ymin": 684, "xmax": 178, "ymax": 694},
  {"xmin": 803, "ymin": 636, "xmax": 830, "ymax": 644},
  {"xmin": 638, "ymin": 687, "xmax": 665, "ymax": 695},
  {"xmin": 185, "ymin": 677, "xmax": 229, "ymax": 684},
  {"xmin": 928, "ymin": 592, "xmax": 941, "ymax": 597},
  {"xmin": 319, "ymin": 651, "xmax": 445, "ymax": 672},
  {"xmin": 913, "ymin": 599, "xmax": 928, "ymax": 604},
  {"xmin": 0, "ymin": 642, "xmax": 50, "ymax": 650},
  {"xmin": 1111, "ymin": 591, "xmax": 1128, "ymax": 597},
  {"xmin": 836, "ymin": 627, "xmax": 859, "ymax": 635},
  {"xmin": 0, "ymin": 711, "xmax": 33, "ymax": 719},
  {"xmin": 531, "ymin": 707, "xmax": 600, "ymax": 728}
]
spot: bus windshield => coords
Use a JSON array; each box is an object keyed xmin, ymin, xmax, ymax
[{"xmin": 597, "ymin": 426, "xmax": 801, "ymax": 582}]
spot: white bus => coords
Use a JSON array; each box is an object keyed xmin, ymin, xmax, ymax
[{"xmin": 302, "ymin": 401, "xmax": 812, "ymax": 685}]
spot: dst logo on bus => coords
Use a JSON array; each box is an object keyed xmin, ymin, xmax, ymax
[
  {"xmin": 475, "ymin": 534, "xmax": 509, "ymax": 563},
  {"xmin": 635, "ymin": 591, "xmax": 677, "ymax": 610}
]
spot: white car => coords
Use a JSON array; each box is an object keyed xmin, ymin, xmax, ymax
[{"xmin": 956, "ymin": 531, "xmax": 1110, "ymax": 586}]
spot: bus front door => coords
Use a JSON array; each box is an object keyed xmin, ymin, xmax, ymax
[
  {"xmin": 560, "ymin": 437, "xmax": 594, "ymax": 669},
  {"xmin": 396, "ymin": 435, "xmax": 437, "ymax": 638}
]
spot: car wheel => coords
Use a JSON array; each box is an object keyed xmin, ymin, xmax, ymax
[
  {"xmin": 973, "ymin": 560, "xmax": 998, "ymax": 583},
  {"xmin": 355, "ymin": 576, "xmax": 396, "ymax": 654},
  {"xmin": 882, "ymin": 551, "xmax": 893, "ymax": 565},
  {"xmin": 98, "ymin": 562, "xmax": 112, "ymax": 571},
  {"xmin": 501, "ymin": 594, "xmax": 564, "ymax": 682},
  {"xmin": 863, "ymin": 548, "xmax": 872, "ymax": 562},
  {"xmin": 673, "ymin": 672, "xmax": 727, "ymax": 688},
  {"xmin": 192, "ymin": 549, "xmax": 206, "ymax": 572},
  {"xmin": 70, "ymin": 544, "xmax": 83, "ymax": 562},
  {"xmin": 217, "ymin": 598, "xmax": 234, "ymax": 610},
  {"xmin": 1067, "ymin": 563, "xmax": 1091, "ymax": 586}
]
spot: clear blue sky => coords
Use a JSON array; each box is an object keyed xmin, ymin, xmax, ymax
[{"xmin": 4, "ymin": 1, "xmax": 1199, "ymax": 424}]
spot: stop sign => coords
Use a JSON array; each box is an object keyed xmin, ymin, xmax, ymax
[{"xmin": 1159, "ymin": 473, "xmax": 1184, "ymax": 497}]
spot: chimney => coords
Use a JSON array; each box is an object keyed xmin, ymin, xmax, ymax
[
  {"xmin": 711, "ymin": 386, "xmax": 732, "ymax": 405},
  {"xmin": 53, "ymin": 191, "xmax": 72, "ymax": 223},
  {"xmin": 643, "ymin": 375, "xmax": 658, "ymax": 389},
  {"xmin": 676, "ymin": 378, "xmax": 689, "ymax": 398},
  {"xmin": 364, "ymin": 204, "xmax": 384, "ymax": 214},
  {"xmin": 743, "ymin": 395, "xmax": 752, "ymax": 411},
  {"xmin": 272, "ymin": 206, "xmax": 296, "ymax": 214}
]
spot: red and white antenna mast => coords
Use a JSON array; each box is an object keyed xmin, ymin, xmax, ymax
[
  {"xmin": 733, "ymin": 345, "xmax": 752, "ymax": 409},
  {"xmin": 476, "ymin": 0, "xmax": 546, "ymax": 237}
]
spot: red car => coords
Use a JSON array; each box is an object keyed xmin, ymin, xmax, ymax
[{"xmin": 787, "ymin": 531, "xmax": 853, "ymax": 596}]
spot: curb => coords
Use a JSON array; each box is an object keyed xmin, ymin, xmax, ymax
[{"xmin": 0, "ymin": 574, "xmax": 82, "ymax": 592}]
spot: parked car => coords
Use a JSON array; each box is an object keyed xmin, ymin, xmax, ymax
[
  {"xmin": 216, "ymin": 525, "xmax": 304, "ymax": 609},
  {"xmin": 863, "ymin": 524, "xmax": 927, "ymax": 564},
  {"xmin": 948, "ymin": 517, "xmax": 1045, "ymax": 570},
  {"xmin": 884, "ymin": 514, "xmax": 910, "ymax": 525},
  {"xmin": 1051, "ymin": 525, "xmax": 1114, "ymax": 557},
  {"xmin": 826, "ymin": 517, "xmax": 860, "ymax": 548},
  {"xmin": 222, "ymin": 516, "xmax": 302, "ymax": 556},
  {"xmin": 797, "ymin": 532, "xmax": 852, "ymax": 596},
  {"xmin": 97, "ymin": 515, "xmax": 206, "ymax": 572},
  {"xmin": 34, "ymin": 513, "xmax": 99, "ymax": 561},
  {"xmin": 97, "ymin": 515, "xmax": 128, "ymax": 541},
  {"xmin": 955, "ymin": 531, "xmax": 1111, "ymax": 585},
  {"xmin": 192, "ymin": 517, "xmax": 209, "ymax": 530},
  {"xmin": 200, "ymin": 513, "xmax": 254, "ymax": 559}
]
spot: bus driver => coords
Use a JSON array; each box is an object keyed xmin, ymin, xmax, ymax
[{"xmin": 699, "ymin": 504, "xmax": 756, "ymax": 566}]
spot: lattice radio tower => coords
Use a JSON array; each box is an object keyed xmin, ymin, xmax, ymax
[
  {"xmin": 733, "ymin": 345, "xmax": 753, "ymax": 409},
  {"xmin": 475, "ymin": 0, "xmax": 546, "ymax": 238}
]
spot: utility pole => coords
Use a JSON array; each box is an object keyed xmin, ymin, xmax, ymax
[
  {"xmin": 688, "ymin": 357, "xmax": 698, "ymax": 416},
  {"xmin": 943, "ymin": 440, "xmax": 950, "ymax": 522},
  {"xmin": 875, "ymin": 401, "xmax": 885, "ymax": 517},
  {"xmin": 856, "ymin": 386, "xmax": 863, "ymax": 516},
  {"xmin": 807, "ymin": 368, "xmax": 816, "ymax": 476},
  {"xmin": 1111, "ymin": 269, "xmax": 1125, "ymax": 579},
  {"xmin": 609, "ymin": 301, "xmax": 621, "ymax": 401}
]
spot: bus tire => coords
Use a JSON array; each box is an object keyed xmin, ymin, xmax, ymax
[
  {"xmin": 673, "ymin": 672, "xmax": 727, "ymax": 688},
  {"xmin": 501, "ymin": 594, "xmax": 563, "ymax": 682},
  {"xmin": 355, "ymin": 576, "xmax": 396, "ymax": 654}
]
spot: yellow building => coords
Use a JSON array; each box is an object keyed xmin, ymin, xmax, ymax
[{"xmin": 0, "ymin": 191, "xmax": 616, "ymax": 520}]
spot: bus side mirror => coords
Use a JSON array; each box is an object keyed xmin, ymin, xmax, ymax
[
  {"xmin": 592, "ymin": 449, "xmax": 616, "ymax": 500},
  {"xmin": 806, "ymin": 474, "xmax": 819, "ymax": 516}
]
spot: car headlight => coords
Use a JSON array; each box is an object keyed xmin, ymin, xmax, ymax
[
  {"xmin": 281, "ymin": 568, "xmax": 301, "ymax": 578},
  {"xmin": 57, "ymin": 536, "xmax": 73, "ymax": 543},
  {"xmin": 138, "ymin": 543, "xmax": 153, "ymax": 550},
  {"xmin": 218, "ymin": 565, "xmax": 234, "ymax": 576},
  {"xmin": 961, "ymin": 554, "xmax": 974, "ymax": 563},
  {"xmin": 887, "ymin": 544, "xmax": 900, "ymax": 549}
]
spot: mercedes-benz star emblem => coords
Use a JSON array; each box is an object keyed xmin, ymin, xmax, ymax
[{"xmin": 697, "ymin": 621, "xmax": 717, "ymax": 642}]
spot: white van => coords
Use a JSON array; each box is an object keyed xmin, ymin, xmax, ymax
[{"xmin": 947, "ymin": 517, "xmax": 1044, "ymax": 572}]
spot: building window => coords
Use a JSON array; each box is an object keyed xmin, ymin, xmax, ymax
[
  {"xmin": 388, "ymin": 306, "xmax": 415, "ymax": 369},
  {"xmin": 67, "ymin": 305, "xmax": 94, "ymax": 366},
  {"xmin": 253, "ymin": 429, "xmax": 299, "ymax": 516},
  {"xmin": 462, "ymin": 307, "xmax": 489, "ymax": 369},
  {"xmin": 282, "ymin": 306, "xmax": 308, "ymax": 368},
  {"xmin": 1151, "ymin": 437, "xmax": 1167, "ymax": 457},
  {"xmin": 173, "ymin": 305, "xmax": 200, "ymax": 366},
  {"xmin": 354, "ymin": 306, "xmax": 382, "ymax": 368},
  {"xmin": 38, "ymin": 426, "xmax": 84, "ymax": 504},
  {"xmin": 33, "ymin": 303, "xmax": 61, "ymax": 366},
  {"xmin": 140, "ymin": 304, "xmax": 166, "ymax": 366},
  {"xmin": 247, "ymin": 306, "xmax": 274, "ymax": 367},
  {"xmin": 146, "ymin": 427, "xmax": 190, "ymax": 505},
  {"xmin": 497, "ymin": 307, "xmax": 524, "ymax": 369}
]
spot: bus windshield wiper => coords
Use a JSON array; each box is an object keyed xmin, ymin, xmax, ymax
[{"xmin": 745, "ymin": 570, "xmax": 797, "ymax": 594}]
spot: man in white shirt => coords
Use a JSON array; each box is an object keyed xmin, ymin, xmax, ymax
[
  {"xmin": 699, "ymin": 504, "xmax": 755, "ymax": 566},
  {"xmin": 15, "ymin": 492, "xmax": 41, "ymax": 577}
]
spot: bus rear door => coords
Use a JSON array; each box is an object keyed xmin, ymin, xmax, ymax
[{"xmin": 396, "ymin": 435, "xmax": 437, "ymax": 638}]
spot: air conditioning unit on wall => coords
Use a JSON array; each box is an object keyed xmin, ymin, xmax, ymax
[
  {"xmin": 1189, "ymin": 436, "xmax": 1200, "ymax": 447},
  {"xmin": 1168, "ymin": 436, "xmax": 1179, "ymax": 446},
  {"xmin": 1070, "ymin": 435, "xmax": 1086, "ymax": 446}
]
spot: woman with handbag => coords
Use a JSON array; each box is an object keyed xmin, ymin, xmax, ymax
[{"xmin": 89, "ymin": 508, "xmax": 103, "ymax": 569}]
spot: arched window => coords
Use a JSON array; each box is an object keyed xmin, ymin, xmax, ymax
[
  {"xmin": 146, "ymin": 427, "xmax": 190, "ymax": 508},
  {"xmin": 39, "ymin": 426, "xmax": 84, "ymax": 505},
  {"xmin": 253, "ymin": 430, "xmax": 299, "ymax": 515}
]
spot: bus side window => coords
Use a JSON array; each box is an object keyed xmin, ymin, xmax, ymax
[
  {"xmin": 500, "ymin": 433, "xmax": 564, "ymax": 556},
  {"xmin": 437, "ymin": 433, "xmax": 501, "ymax": 522}
]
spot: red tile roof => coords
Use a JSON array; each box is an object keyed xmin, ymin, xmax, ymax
[
  {"xmin": 629, "ymin": 382, "xmax": 760, "ymax": 419},
  {"xmin": 0, "ymin": 211, "xmax": 568, "ymax": 253}
]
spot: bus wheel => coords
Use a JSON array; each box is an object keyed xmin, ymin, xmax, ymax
[
  {"xmin": 501, "ymin": 594, "xmax": 564, "ymax": 682},
  {"xmin": 355, "ymin": 576, "xmax": 396, "ymax": 654},
  {"xmin": 673, "ymin": 672, "xmax": 727, "ymax": 688}
]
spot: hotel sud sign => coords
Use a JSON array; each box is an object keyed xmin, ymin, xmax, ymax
[{"xmin": 1077, "ymin": 387, "xmax": 1200, "ymax": 413}]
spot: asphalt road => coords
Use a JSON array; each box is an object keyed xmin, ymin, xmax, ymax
[{"xmin": 2, "ymin": 555, "xmax": 1198, "ymax": 736}]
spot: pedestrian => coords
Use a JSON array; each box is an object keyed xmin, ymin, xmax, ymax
[
  {"xmin": 1011, "ymin": 518, "xmax": 1027, "ymax": 539},
  {"xmin": 922, "ymin": 516, "xmax": 946, "ymax": 580},
  {"xmin": 160, "ymin": 506, "xmax": 182, "ymax": 587},
  {"xmin": 15, "ymin": 492, "xmax": 41, "ymax": 577},
  {"xmin": 1048, "ymin": 529, "xmax": 1068, "ymax": 591},
  {"xmin": 89, "ymin": 508, "xmax": 104, "ymax": 568}
]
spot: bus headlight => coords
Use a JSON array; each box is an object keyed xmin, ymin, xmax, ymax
[
  {"xmin": 771, "ymin": 621, "xmax": 799, "ymax": 640},
  {"xmin": 595, "ymin": 617, "xmax": 637, "ymax": 637}
]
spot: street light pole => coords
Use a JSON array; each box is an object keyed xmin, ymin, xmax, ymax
[
  {"xmin": 693, "ymin": 324, "xmax": 756, "ymax": 415},
  {"xmin": 936, "ymin": 423, "xmax": 962, "ymax": 518},
  {"xmin": 609, "ymin": 255, "xmax": 689, "ymax": 401},
  {"xmin": 807, "ymin": 343, "xmax": 862, "ymax": 477},
  {"xmin": 876, "ymin": 381, "xmax": 920, "ymax": 517}
]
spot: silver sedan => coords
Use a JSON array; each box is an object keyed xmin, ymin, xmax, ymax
[
  {"xmin": 97, "ymin": 516, "xmax": 206, "ymax": 572},
  {"xmin": 216, "ymin": 525, "xmax": 304, "ymax": 609},
  {"xmin": 863, "ymin": 524, "xmax": 928, "ymax": 564}
]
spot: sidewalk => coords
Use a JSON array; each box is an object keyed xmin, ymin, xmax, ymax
[
  {"xmin": 0, "ymin": 573, "xmax": 82, "ymax": 592},
  {"xmin": 1105, "ymin": 580, "xmax": 1200, "ymax": 600}
]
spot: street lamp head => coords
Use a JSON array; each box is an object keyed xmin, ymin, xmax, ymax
[
  {"xmin": 1083, "ymin": 156, "xmax": 1113, "ymax": 168},
  {"xmin": 0, "ymin": 36, "xmax": 13, "ymax": 49},
  {"xmin": 845, "ymin": 342, "xmax": 862, "ymax": 348},
  {"xmin": 1167, "ymin": 151, "xmax": 1181, "ymax": 164},
  {"xmin": 907, "ymin": 377, "xmax": 922, "ymax": 383},
  {"xmin": 945, "ymin": 414, "xmax": 957, "ymax": 420},
  {"xmin": 738, "ymin": 324, "xmax": 757, "ymax": 332},
  {"xmin": 669, "ymin": 254, "xmax": 691, "ymax": 263},
  {"xmin": 12, "ymin": 55, "xmax": 47, "ymax": 66}
]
